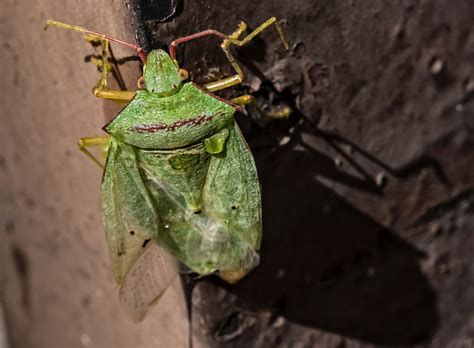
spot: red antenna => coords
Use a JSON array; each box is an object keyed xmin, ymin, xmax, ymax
[
  {"xmin": 45, "ymin": 20, "xmax": 147, "ymax": 63},
  {"xmin": 169, "ymin": 30, "xmax": 231, "ymax": 60}
]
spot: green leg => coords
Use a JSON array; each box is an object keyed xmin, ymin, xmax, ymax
[
  {"xmin": 169, "ymin": 17, "xmax": 288, "ymax": 92},
  {"xmin": 78, "ymin": 136, "xmax": 111, "ymax": 168}
]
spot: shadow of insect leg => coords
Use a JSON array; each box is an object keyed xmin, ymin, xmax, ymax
[{"xmin": 85, "ymin": 38, "xmax": 135, "ymax": 104}]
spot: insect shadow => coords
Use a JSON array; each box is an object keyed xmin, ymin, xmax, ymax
[
  {"xmin": 192, "ymin": 117, "xmax": 440, "ymax": 346},
  {"xmin": 84, "ymin": 45, "xmax": 141, "ymax": 93},
  {"xmin": 188, "ymin": 63, "xmax": 440, "ymax": 344}
]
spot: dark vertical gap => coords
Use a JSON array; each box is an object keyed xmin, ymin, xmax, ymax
[
  {"xmin": 129, "ymin": 0, "xmax": 153, "ymax": 52},
  {"xmin": 180, "ymin": 273, "xmax": 196, "ymax": 348}
]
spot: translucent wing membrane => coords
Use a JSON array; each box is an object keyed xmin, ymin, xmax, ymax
[{"xmin": 119, "ymin": 242, "xmax": 177, "ymax": 322}]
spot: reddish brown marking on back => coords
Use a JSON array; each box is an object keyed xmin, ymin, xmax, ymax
[
  {"xmin": 131, "ymin": 123, "xmax": 168, "ymax": 133},
  {"xmin": 131, "ymin": 114, "xmax": 215, "ymax": 133}
]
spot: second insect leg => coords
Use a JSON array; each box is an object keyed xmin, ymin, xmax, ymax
[{"xmin": 78, "ymin": 136, "xmax": 111, "ymax": 168}]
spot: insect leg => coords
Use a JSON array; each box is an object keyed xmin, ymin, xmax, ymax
[
  {"xmin": 78, "ymin": 136, "xmax": 111, "ymax": 168},
  {"xmin": 89, "ymin": 38, "xmax": 136, "ymax": 104},
  {"xmin": 230, "ymin": 94, "xmax": 253, "ymax": 105},
  {"xmin": 45, "ymin": 20, "xmax": 137, "ymax": 104},
  {"xmin": 168, "ymin": 17, "xmax": 288, "ymax": 92},
  {"xmin": 231, "ymin": 95, "xmax": 291, "ymax": 119},
  {"xmin": 204, "ymin": 22, "xmax": 248, "ymax": 92},
  {"xmin": 208, "ymin": 17, "xmax": 288, "ymax": 92}
]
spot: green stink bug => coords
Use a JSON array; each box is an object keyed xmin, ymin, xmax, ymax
[{"xmin": 45, "ymin": 18, "xmax": 288, "ymax": 321}]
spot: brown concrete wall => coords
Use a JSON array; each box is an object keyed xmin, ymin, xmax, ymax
[{"xmin": 1, "ymin": 2, "xmax": 187, "ymax": 347}]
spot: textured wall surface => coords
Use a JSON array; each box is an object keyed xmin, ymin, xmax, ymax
[{"xmin": 1, "ymin": 0, "xmax": 473, "ymax": 347}]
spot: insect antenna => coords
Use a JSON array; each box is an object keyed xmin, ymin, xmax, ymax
[{"xmin": 45, "ymin": 20, "xmax": 147, "ymax": 63}]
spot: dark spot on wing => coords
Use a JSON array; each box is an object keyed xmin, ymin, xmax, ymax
[
  {"xmin": 142, "ymin": 239, "xmax": 151, "ymax": 248},
  {"xmin": 129, "ymin": 230, "xmax": 135, "ymax": 236},
  {"xmin": 193, "ymin": 210, "xmax": 202, "ymax": 215},
  {"xmin": 231, "ymin": 206, "xmax": 237, "ymax": 210},
  {"xmin": 118, "ymin": 240, "xmax": 125, "ymax": 256}
]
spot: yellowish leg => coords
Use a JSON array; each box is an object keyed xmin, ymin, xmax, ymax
[
  {"xmin": 205, "ymin": 17, "xmax": 288, "ymax": 92},
  {"xmin": 45, "ymin": 20, "xmax": 136, "ymax": 104},
  {"xmin": 204, "ymin": 22, "xmax": 248, "ymax": 92},
  {"xmin": 78, "ymin": 136, "xmax": 111, "ymax": 168},
  {"xmin": 264, "ymin": 105, "xmax": 292, "ymax": 119},
  {"xmin": 88, "ymin": 38, "xmax": 136, "ymax": 104},
  {"xmin": 230, "ymin": 94, "xmax": 291, "ymax": 119},
  {"xmin": 230, "ymin": 94, "xmax": 253, "ymax": 105}
]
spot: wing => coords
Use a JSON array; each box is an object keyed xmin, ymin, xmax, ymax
[
  {"xmin": 102, "ymin": 139, "xmax": 178, "ymax": 319},
  {"xmin": 117, "ymin": 122, "xmax": 262, "ymax": 283},
  {"xmin": 201, "ymin": 122, "xmax": 262, "ymax": 281},
  {"xmin": 118, "ymin": 242, "xmax": 177, "ymax": 322},
  {"xmin": 102, "ymin": 138, "xmax": 161, "ymax": 284}
]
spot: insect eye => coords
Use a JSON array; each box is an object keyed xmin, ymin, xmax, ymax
[
  {"xmin": 137, "ymin": 76, "xmax": 146, "ymax": 89},
  {"xmin": 178, "ymin": 69, "xmax": 189, "ymax": 81}
]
